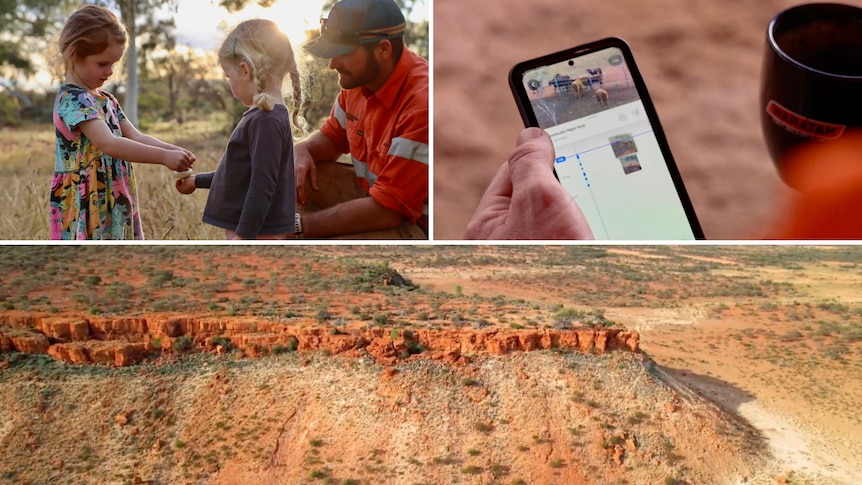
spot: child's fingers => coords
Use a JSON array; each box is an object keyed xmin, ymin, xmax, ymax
[{"xmin": 175, "ymin": 177, "xmax": 194, "ymax": 194}]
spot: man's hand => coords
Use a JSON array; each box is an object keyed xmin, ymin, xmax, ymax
[
  {"xmin": 294, "ymin": 142, "xmax": 317, "ymax": 206},
  {"xmin": 465, "ymin": 127, "xmax": 593, "ymax": 240}
]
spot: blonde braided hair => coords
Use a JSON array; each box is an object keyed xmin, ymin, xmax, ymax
[{"xmin": 219, "ymin": 19, "xmax": 309, "ymax": 136}]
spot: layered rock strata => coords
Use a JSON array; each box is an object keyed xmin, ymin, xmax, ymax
[{"xmin": 0, "ymin": 313, "xmax": 639, "ymax": 366}]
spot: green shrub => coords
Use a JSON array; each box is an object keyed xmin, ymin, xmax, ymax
[
  {"xmin": 374, "ymin": 314, "xmax": 389, "ymax": 325},
  {"xmin": 406, "ymin": 340, "xmax": 424, "ymax": 355},
  {"xmin": 286, "ymin": 336, "xmax": 299, "ymax": 351},
  {"xmin": 309, "ymin": 438, "xmax": 324, "ymax": 447},
  {"xmin": 173, "ymin": 335, "xmax": 194, "ymax": 352},
  {"xmin": 431, "ymin": 456, "xmax": 458, "ymax": 465},
  {"xmin": 0, "ymin": 96, "xmax": 22, "ymax": 126},
  {"xmin": 309, "ymin": 469, "xmax": 327, "ymax": 479},
  {"xmin": 150, "ymin": 270, "xmax": 175, "ymax": 287},
  {"xmin": 315, "ymin": 308, "xmax": 331, "ymax": 322},
  {"xmin": 473, "ymin": 422, "xmax": 492, "ymax": 433},
  {"xmin": 490, "ymin": 463, "xmax": 510, "ymax": 477},
  {"xmin": 627, "ymin": 412, "xmax": 648, "ymax": 425},
  {"xmin": 211, "ymin": 336, "xmax": 232, "ymax": 351},
  {"xmin": 781, "ymin": 330, "xmax": 804, "ymax": 342},
  {"xmin": 83, "ymin": 275, "xmax": 102, "ymax": 287}
]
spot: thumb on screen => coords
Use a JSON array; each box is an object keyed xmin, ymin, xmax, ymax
[{"xmin": 507, "ymin": 127, "xmax": 556, "ymax": 183}]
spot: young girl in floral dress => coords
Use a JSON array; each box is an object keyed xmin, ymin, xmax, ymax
[{"xmin": 52, "ymin": 5, "xmax": 196, "ymax": 239}]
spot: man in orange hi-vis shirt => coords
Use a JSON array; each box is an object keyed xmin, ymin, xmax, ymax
[{"xmin": 295, "ymin": 0, "xmax": 428, "ymax": 239}]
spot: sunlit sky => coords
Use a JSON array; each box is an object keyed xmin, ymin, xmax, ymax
[
  {"xmin": 22, "ymin": 0, "xmax": 428, "ymax": 89},
  {"xmin": 173, "ymin": 0, "xmax": 429, "ymax": 49}
]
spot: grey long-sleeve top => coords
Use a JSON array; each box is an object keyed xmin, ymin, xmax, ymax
[{"xmin": 195, "ymin": 105, "xmax": 295, "ymax": 239}]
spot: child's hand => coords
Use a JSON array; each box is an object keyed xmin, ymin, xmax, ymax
[
  {"xmin": 164, "ymin": 149, "xmax": 194, "ymax": 171},
  {"xmin": 175, "ymin": 175, "xmax": 196, "ymax": 194},
  {"xmin": 175, "ymin": 147, "xmax": 196, "ymax": 164}
]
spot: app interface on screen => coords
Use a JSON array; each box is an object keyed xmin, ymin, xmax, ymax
[{"xmin": 521, "ymin": 46, "xmax": 695, "ymax": 240}]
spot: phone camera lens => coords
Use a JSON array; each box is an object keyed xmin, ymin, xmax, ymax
[{"xmin": 568, "ymin": 60, "xmax": 574, "ymax": 66}]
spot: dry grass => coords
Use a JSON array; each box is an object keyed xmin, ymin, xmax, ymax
[{"xmin": 0, "ymin": 117, "xmax": 234, "ymax": 240}]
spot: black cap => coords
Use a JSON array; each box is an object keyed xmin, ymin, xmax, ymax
[{"xmin": 303, "ymin": 0, "xmax": 406, "ymax": 58}]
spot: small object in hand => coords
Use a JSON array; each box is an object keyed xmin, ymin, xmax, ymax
[{"xmin": 173, "ymin": 168, "xmax": 193, "ymax": 179}]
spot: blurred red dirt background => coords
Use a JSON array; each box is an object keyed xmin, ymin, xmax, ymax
[{"xmin": 433, "ymin": 0, "xmax": 862, "ymax": 240}]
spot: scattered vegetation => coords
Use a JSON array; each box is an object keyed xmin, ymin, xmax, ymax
[{"xmin": 0, "ymin": 246, "xmax": 859, "ymax": 485}]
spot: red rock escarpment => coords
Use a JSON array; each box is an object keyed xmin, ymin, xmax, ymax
[{"xmin": 0, "ymin": 313, "xmax": 639, "ymax": 366}]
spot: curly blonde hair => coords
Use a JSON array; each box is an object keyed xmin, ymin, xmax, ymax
[{"xmin": 219, "ymin": 19, "xmax": 308, "ymax": 136}]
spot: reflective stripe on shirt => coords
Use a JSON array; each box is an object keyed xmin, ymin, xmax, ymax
[
  {"xmin": 388, "ymin": 137, "xmax": 429, "ymax": 165},
  {"xmin": 333, "ymin": 101, "xmax": 347, "ymax": 130},
  {"xmin": 352, "ymin": 156, "xmax": 428, "ymax": 216},
  {"xmin": 352, "ymin": 157, "xmax": 377, "ymax": 186}
]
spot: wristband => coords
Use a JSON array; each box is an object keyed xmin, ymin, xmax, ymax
[{"xmin": 294, "ymin": 213, "xmax": 304, "ymax": 238}]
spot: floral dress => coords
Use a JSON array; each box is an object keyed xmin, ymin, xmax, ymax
[{"xmin": 51, "ymin": 84, "xmax": 144, "ymax": 240}]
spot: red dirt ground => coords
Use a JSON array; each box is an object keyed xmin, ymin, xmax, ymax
[{"xmin": 433, "ymin": 0, "xmax": 862, "ymax": 240}]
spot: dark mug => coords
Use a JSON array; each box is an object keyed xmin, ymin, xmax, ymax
[{"xmin": 760, "ymin": 3, "xmax": 862, "ymax": 186}]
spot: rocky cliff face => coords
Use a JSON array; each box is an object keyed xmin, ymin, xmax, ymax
[{"xmin": 0, "ymin": 312, "xmax": 639, "ymax": 367}]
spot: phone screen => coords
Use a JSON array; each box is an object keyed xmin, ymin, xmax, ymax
[{"xmin": 511, "ymin": 39, "xmax": 703, "ymax": 240}]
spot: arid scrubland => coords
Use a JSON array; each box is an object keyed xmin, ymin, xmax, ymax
[{"xmin": 1, "ymin": 245, "xmax": 860, "ymax": 485}]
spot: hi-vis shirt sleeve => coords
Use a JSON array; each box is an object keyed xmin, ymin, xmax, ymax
[{"xmin": 367, "ymin": 100, "xmax": 428, "ymax": 223}]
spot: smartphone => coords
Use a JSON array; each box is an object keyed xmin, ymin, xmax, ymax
[{"xmin": 509, "ymin": 37, "xmax": 704, "ymax": 240}]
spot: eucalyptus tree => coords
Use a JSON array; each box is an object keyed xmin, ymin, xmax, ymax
[
  {"xmin": 0, "ymin": 0, "xmax": 179, "ymax": 125},
  {"xmin": 0, "ymin": 0, "xmax": 77, "ymax": 78},
  {"xmin": 107, "ymin": 0, "xmax": 179, "ymax": 125}
]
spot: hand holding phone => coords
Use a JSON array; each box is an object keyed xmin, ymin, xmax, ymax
[
  {"xmin": 465, "ymin": 127, "xmax": 594, "ymax": 240},
  {"xmin": 510, "ymin": 37, "xmax": 704, "ymax": 240}
]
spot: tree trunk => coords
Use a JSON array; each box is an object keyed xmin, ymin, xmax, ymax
[
  {"xmin": 124, "ymin": 0, "xmax": 139, "ymax": 126},
  {"xmin": 168, "ymin": 64, "xmax": 177, "ymax": 120}
]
